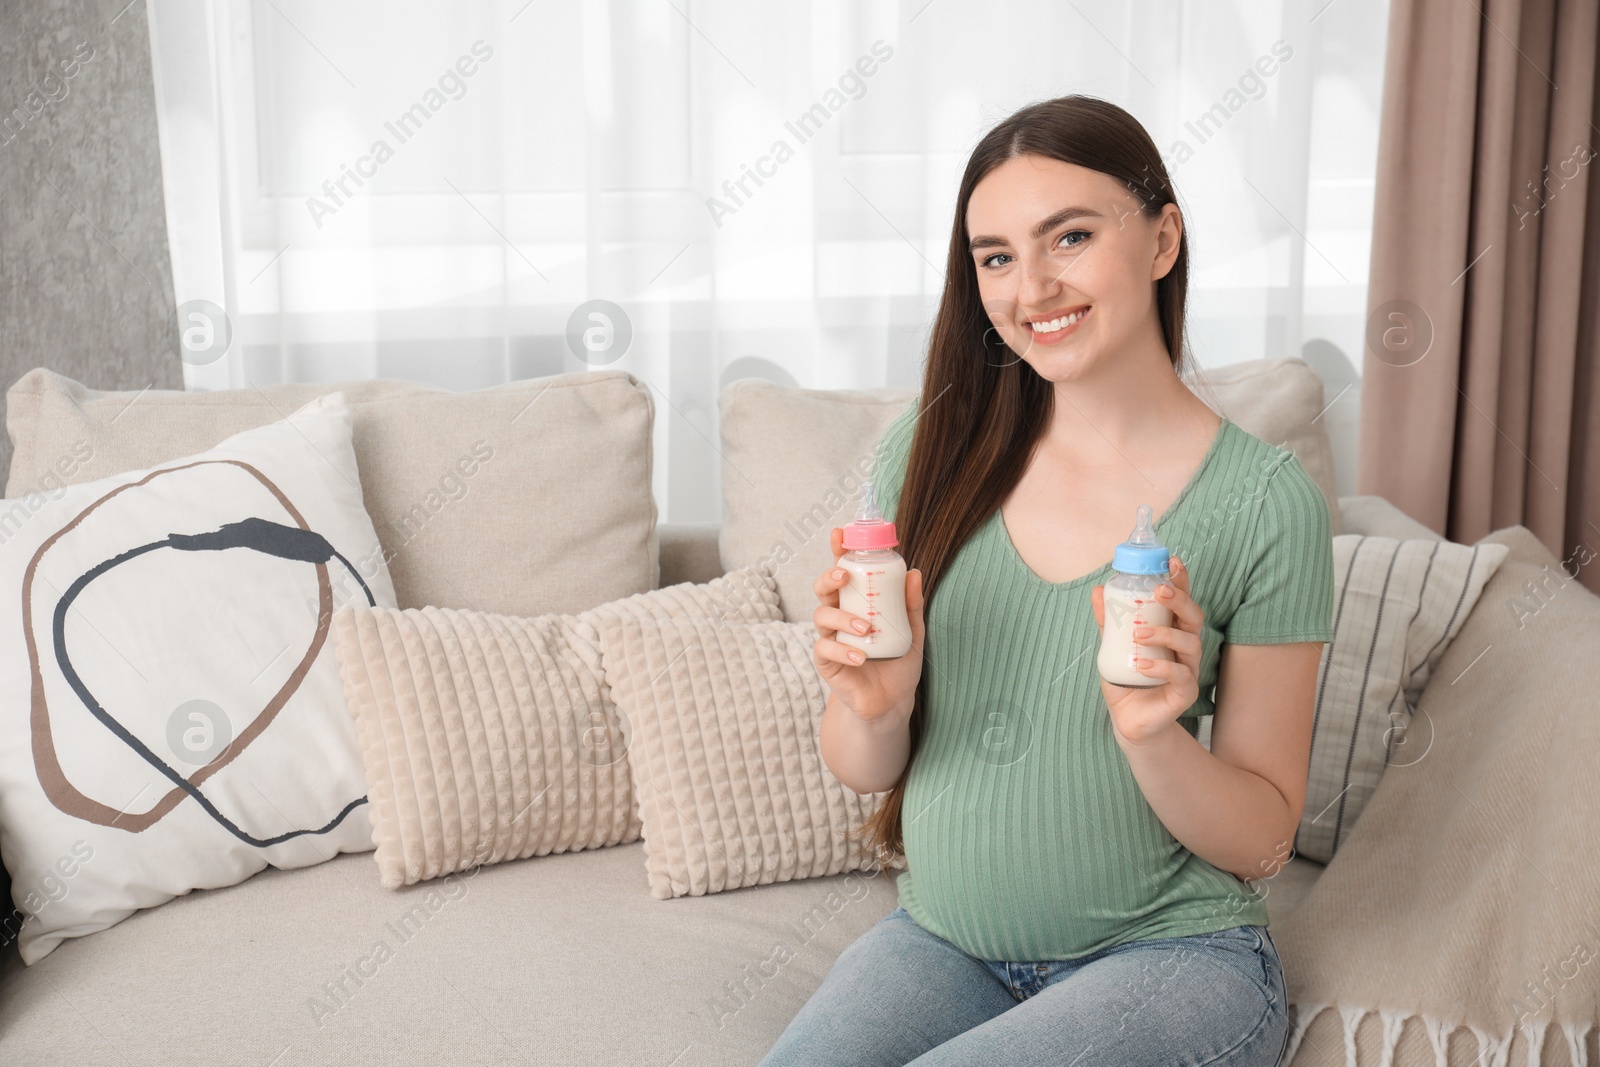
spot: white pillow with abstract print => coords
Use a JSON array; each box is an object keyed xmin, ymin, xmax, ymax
[{"xmin": 0, "ymin": 392, "xmax": 395, "ymax": 963}]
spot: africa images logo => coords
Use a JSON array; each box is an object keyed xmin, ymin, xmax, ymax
[
  {"xmin": 0, "ymin": 41, "xmax": 97, "ymax": 148},
  {"xmin": 704, "ymin": 40, "xmax": 894, "ymax": 227}
]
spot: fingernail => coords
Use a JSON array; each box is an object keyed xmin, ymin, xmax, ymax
[
  {"xmin": 852, "ymin": 620, "xmax": 869, "ymax": 633},
  {"xmin": 833, "ymin": 569, "xmax": 845, "ymax": 580},
  {"xmin": 849, "ymin": 651, "xmax": 864, "ymax": 663}
]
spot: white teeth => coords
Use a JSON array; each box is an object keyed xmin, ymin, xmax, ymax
[{"xmin": 1030, "ymin": 308, "xmax": 1088, "ymax": 333}]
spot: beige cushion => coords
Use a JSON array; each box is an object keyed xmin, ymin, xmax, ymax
[
  {"xmin": 1296, "ymin": 534, "xmax": 1510, "ymax": 863},
  {"xmin": 331, "ymin": 565, "xmax": 783, "ymax": 888},
  {"xmin": 718, "ymin": 381, "xmax": 912, "ymax": 622},
  {"xmin": 1187, "ymin": 357, "xmax": 1342, "ymax": 535},
  {"xmin": 3, "ymin": 368, "xmax": 657, "ymax": 618},
  {"xmin": 0, "ymin": 841, "xmax": 900, "ymax": 1065},
  {"xmin": 720, "ymin": 358, "xmax": 1342, "ymax": 622},
  {"xmin": 600, "ymin": 614, "xmax": 902, "ymax": 899},
  {"xmin": 1336, "ymin": 495, "xmax": 1443, "ymax": 542}
]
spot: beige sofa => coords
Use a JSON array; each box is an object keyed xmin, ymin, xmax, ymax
[{"xmin": 0, "ymin": 361, "xmax": 1537, "ymax": 1065}]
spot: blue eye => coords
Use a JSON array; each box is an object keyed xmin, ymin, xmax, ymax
[{"xmin": 978, "ymin": 230, "xmax": 1091, "ymax": 270}]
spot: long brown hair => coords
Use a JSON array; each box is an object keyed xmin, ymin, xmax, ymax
[{"xmin": 848, "ymin": 94, "xmax": 1194, "ymax": 866}]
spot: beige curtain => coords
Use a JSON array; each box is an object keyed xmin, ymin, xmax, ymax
[{"xmin": 1360, "ymin": 0, "xmax": 1600, "ymax": 595}]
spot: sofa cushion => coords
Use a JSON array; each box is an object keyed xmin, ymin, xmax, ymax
[
  {"xmin": 1336, "ymin": 495, "xmax": 1443, "ymax": 541},
  {"xmin": 0, "ymin": 841, "xmax": 899, "ymax": 1066},
  {"xmin": 0, "ymin": 394, "xmax": 394, "ymax": 964},
  {"xmin": 0, "ymin": 822, "xmax": 1324, "ymax": 1067},
  {"xmin": 719, "ymin": 358, "xmax": 1342, "ymax": 622},
  {"xmin": 329, "ymin": 565, "xmax": 781, "ymax": 888},
  {"xmin": 600, "ymin": 613, "xmax": 900, "ymax": 900},
  {"xmin": 4, "ymin": 368, "xmax": 657, "ymax": 619},
  {"xmin": 717, "ymin": 381, "xmax": 911, "ymax": 622},
  {"xmin": 1189, "ymin": 358, "xmax": 1342, "ymax": 535}
]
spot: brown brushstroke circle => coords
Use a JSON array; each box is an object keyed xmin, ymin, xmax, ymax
[{"xmin": 24, "ymin": 459, "xmax": 333, "ymax": 833}]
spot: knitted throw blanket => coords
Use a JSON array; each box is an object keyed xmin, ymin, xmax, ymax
[{"xmin": 1274, "ymin": 526, "xmax": 1600, "ymax": 1067}]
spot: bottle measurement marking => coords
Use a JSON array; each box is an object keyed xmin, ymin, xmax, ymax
[
  {"xmin": 839, "ymin": 478, "xmax": 911, "ymax": 659},
  {"xmin": 860, "ymin": 568, "xmax": 882, "ymax": 631}
]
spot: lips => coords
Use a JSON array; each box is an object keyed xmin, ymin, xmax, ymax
[{"xmin": 1025, "ymin": 305, "xmax": 1091, "ymax": 341}]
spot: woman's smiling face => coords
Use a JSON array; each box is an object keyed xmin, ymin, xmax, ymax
[{"xmin": 965, "ymin": 153, "xmax": 1181, "ymax": 379}]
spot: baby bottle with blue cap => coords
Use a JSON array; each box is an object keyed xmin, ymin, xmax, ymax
[{"xmin": 1096, "ymin": 503, "xmax": 1175, "ymax": 688}]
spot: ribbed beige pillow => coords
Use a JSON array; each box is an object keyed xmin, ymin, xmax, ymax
[
  {"xmin": 599, "ymin": 615, "xmax": 903, "ymax": 900},
  {"xmin": 4, "ymin": 367, "xmax": 657, "ymax": 618},
  {"xmin": 1295, "ymin": 533, "xmax": 1509, "ymax": 863},
  {"xmin": 719, "ymin": 357, "xmax": 1342, "ymax": 622},
  {"xmin": 332, "ymin": 564, "xmax": 782, "ymax": 888}
]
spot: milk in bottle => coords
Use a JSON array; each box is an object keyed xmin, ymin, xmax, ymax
[
  {"xmin": 836, "ymin": 480, "xmax": 912, "ymax": 660},
  {"xmin": 1097, "ymin": 504, "xmax": 1175, "ymax": 687}
]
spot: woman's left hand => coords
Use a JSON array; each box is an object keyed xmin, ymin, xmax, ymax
[{"xmin": 1090, "ymin": 555, "xmax": 1203, "ymax": 745}]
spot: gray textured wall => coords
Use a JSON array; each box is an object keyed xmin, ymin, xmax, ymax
[{"xmin": 0, "ymin": 0, "xmax": 180, "ymax": 490}]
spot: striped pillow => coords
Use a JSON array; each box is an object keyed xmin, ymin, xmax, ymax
[{"xmin": 1294, "ymin": 534, "xmax": 1510, "ymax": 863}]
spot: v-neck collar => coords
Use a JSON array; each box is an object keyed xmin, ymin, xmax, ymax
[{"xmin": 992, "ymin": 417, "xmax": 1233, "ymax": 591}]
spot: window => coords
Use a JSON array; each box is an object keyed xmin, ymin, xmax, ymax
[{"xmin": 148, "ymin": 0, "xmax": 1389, "ymax": 519}]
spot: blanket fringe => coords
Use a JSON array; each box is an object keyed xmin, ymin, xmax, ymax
[
  {"xmin": 1469, "ymin": 1024, "xmax": 1513, "ymax": 1067},
  {"xmin": 1560, "ymin": 1021, "xmax": 1590, "ymax": 1067},
  {"xmin": 1423, "ymin": 1013, "xmax": 1451, "ymax": 1067},
  {"xmin": 1377, "ymin": 1008, "xmax": 1406, "ymax": 1067},
  {"xmin": 1341, "ymin": 1006, "xmax": 1370, "ymax": 1065},
  {"xmin": 1520, "ymin": 1020, "xmax": 1548, "ymax": 1067},
  {"xmin": 1287, "ymin": 1004, "xmax": 1588, "ymax": 1067}
]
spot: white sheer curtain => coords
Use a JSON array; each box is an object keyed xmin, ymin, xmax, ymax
[{"xmin": 147, "ymin": 0, "xmax": 1389, "ymax": 521}]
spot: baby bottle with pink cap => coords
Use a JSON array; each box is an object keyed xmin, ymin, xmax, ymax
[{"xmin": 836, "ymin": 479, "xmax": 913, "ymax": 660}]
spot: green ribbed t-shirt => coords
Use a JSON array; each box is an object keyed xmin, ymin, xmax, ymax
[{"xmin": 870, "ymin": 396, "xmax": 1335, "ymax": 962}]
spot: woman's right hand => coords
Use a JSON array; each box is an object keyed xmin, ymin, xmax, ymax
[{"xmin": 812, "ymin": 526, "xmax": 926, "ymax": 726}]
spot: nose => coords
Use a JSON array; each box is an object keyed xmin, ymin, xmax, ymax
[{"xmin": 1016, "ymin": 252, "xmax": 1066, "ymax": 318}]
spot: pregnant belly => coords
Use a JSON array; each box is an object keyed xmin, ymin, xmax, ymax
[{"xmin": 899, "ymin": 755, "xmax": 1188, "ymax": 956}]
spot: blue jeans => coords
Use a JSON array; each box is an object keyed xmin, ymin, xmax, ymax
[{"xmin": 757, "ymin": 905, "xmax": 1288, "ymax": 1067}]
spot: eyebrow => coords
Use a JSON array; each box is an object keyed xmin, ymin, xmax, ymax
[{"xmin": 967, "ymin": 205, "xmax": 1104, "ymax": 253}]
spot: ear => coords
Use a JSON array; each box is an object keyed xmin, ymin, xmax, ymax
[{"xmin": 1150, "ymin": 202, "xmax": 1183, "ymax": 282}]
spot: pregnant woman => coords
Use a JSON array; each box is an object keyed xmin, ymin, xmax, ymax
[{"xmin": 757, "ymin": 94, "xmax": 1334, "ymax": 1066}]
